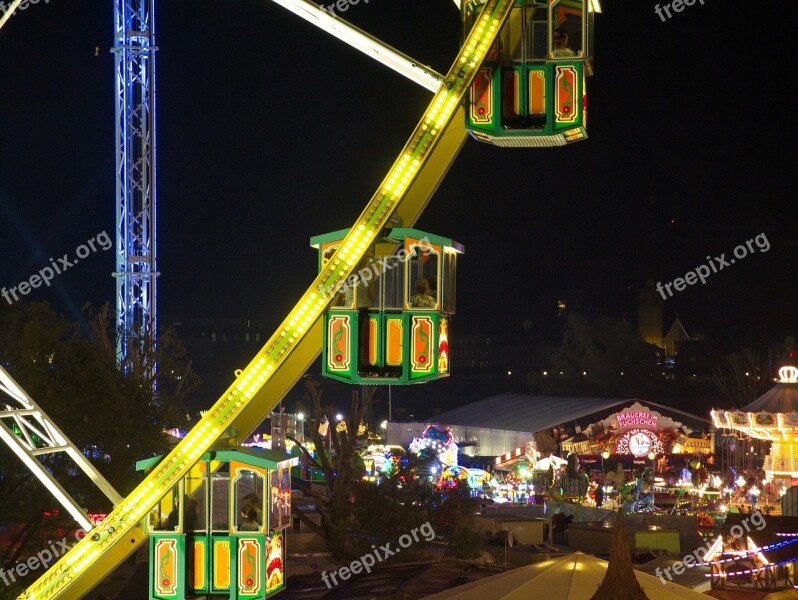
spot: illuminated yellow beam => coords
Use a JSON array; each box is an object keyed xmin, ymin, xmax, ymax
[{"xmin": 20, "ymin": 1, "xmax": 514, "ymax": 598}]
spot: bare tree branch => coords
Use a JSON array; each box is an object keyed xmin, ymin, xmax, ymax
[{"xmin": 712, "ymin": 348, "xmax": 769, "ymax": 409}]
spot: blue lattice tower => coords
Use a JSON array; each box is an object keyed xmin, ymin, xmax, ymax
[{"xmin": 112, "ymin": 0, "xmax": 158, "ymax": 372}]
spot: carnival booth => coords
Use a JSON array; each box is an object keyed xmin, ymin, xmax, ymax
[
  {"xmin": 561, "ymin": 402, "xmax": 713, "ymax": 461},
  {"xmin": 559, "ymin": 403, "xmax": 716, "ymax": 512}
]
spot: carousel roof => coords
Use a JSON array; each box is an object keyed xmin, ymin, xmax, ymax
[{"xmin": 742, "ymin": 382, "xmax": 798, "ymax": 413}]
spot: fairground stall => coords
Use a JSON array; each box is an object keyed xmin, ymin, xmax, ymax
[{"xmin": 558, "ymin": 402, "xmax": 719, "ymax": 514}]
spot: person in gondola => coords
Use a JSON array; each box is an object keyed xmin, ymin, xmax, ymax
[
  {"xmin": 410, "ymin": 278, "xmax": 436, "ymax": 308},
  {"xmin": 552, "ymin": 27, "xmax": 576, "ymax": 57}
]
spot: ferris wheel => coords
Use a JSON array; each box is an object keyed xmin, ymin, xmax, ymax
[{"xmin": 1, "ymin": 1, "xmax": 598, "ymax": 598}]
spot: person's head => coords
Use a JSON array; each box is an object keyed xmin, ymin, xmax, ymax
[
  {"xmin": 553, "ymin": 27, "xmax": 568, "ymax": 47},
  {"xmin": 241, "ymin": 494, "xmax": 260, "ymax": 516},
  {"xmin": 241, "ymin": 506, "xmax": 257, "ymax": 522},
  {"xmin": 415, "ymin": 278, "xmax": 430, "ymax": 294}
]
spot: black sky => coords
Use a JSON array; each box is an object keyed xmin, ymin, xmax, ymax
[{"xmin": 1, "ymin": 0, "xmax": 795, "ymax": 358}]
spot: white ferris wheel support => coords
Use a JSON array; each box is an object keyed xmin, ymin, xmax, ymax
[
  {"xmin": 267, "ymin": 0, "xmax": 445, "ymax": 92},
  {"xmin": 0, "ymin": 366, "xmax": 123, "ymax": 532},
  {"xmin": 0, "ymin": 0, "xmax": 23, "ymax": 30}
]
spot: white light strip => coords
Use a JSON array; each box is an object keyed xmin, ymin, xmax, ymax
[
  {"xmin": 269, "ymin": 0, "xmax": 444, "ymax": 92},
  {"xmin": 0, "ymin": 365, "xmax": 123, "ymax": 506},
  {"xmin": 0, "ymin": 0, "xmax": 23, "ymax": 31},
  {"xmin": 0, "ymin": 367, "xmax": 33, "ymax": 407},
  {"xmin": 0, "ymin": 424, "xmax": 93, "ymax": 531}
]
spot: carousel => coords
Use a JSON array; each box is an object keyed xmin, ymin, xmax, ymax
[{"xmin": 712, "ymin": 365, "xmax": 798, "ymax": 485}]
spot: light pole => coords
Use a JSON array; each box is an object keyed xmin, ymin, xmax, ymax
[
  {"xmin": 296, "ymin": 412, "xmax": 306, "ymax": 479},
  {"xmin": 600, "ymin": 450, "xmax": 610, "ymax": 509}
]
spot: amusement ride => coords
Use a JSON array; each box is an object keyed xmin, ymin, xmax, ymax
[{"xmin": 0, "ymin": 0, "xmax": 599, "ymax": 597}]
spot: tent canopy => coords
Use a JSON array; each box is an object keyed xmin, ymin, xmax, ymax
[
  {"xmin": 427, "ymin": 394, "xmax": 710, "ymax": 435},
  {"xmin": 422, "ymin": 552, "xmax": 713, "ymax": 600}
]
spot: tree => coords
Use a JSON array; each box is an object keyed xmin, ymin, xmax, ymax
[
  {"xmin": 536, "ymin": 314, "xmax": 656, "ymax": 397},
  {"xmin": 352, "ymin": 454, "xmax": 482, "ymax": 560},
  {"xmin": 0, "ymin": 301, "xmax": 198, "ymax": 594},
  {"xmin": 287, "ymin": 378, "xmax": 376, "ymax": 560},
  {"xmin": 712, "ymin": 348, "xmax": 769, "ymax": 409},
  {"xmin": 351, "ymin": 453, "xmax": 435, "ymax": 558}
]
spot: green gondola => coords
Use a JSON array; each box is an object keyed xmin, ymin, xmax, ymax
[
  {"xmin": 464, "ymin": 0, "xmax": 599, "ymax": 146},
  {"xmin": 311, "ymin": 227, "xmax": 463, "ymax": 384}
]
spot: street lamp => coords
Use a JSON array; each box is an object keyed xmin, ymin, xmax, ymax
[
  {"xmin": 335, "ymin": 413, "xmax": 343, "ymax": 422},
  {"xmin": 296, "ymin": 412, "xmax": 305, "ymax": 442},
  {"xmin": 601, "ymin": 449, "xmax": 610, "ymax": 474}
]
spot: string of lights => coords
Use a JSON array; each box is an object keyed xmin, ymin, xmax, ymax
[
  {"xmin": 696, "ymin": 537, "xmax": 798, "ymax": 566},
  {"xmin": 705, "ymin": 555, "xmax": 798, "ymax": 578}
]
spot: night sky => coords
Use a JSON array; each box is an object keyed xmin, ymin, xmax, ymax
[{"xmin": 1, "ymin": 0, "xmax": 794, "ymax": 370}]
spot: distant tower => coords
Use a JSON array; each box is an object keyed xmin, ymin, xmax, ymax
[
  {"xmin": 638, "ymin": 198, "xmax": 663, "ymax": 348},
  {"xmin": 638, "ymin": 280, "xmax": 663, "ymax": 347},
  {"xmin": 112, "ymin": 0, "xmax": 158, "ymax": 372}
]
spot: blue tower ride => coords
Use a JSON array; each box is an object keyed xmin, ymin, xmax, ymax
[{"xmin": 112, "ymin": 0, "xmax": 158, "ymax": 371}]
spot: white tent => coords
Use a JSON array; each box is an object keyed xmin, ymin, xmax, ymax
[{"xmin": 422, "ymin": 552, "xmax": 713, "ymax": 600}]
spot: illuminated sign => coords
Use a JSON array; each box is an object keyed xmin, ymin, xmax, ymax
[
  {"xmin": 615, "ymin": 429, "xmax": 663, "ymax": 457},
  {"xmin": 629, "ymin": 433, "xmax": 652, "ymax": 456},
  {"xmin": 616, "ymin": 411, "xmax": 658, "ymax": 430},
  {"xmin": 780, "ymin": 366, "xmax": 798, "ymax": 384},
  {"xmin": 265, "ymin": 532, "xmax": 285, "ymax": 595}
]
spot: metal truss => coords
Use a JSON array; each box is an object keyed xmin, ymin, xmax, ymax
[{"xmin": 0, "ymin": 366, "xmax": 122, "ymax": 532}]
